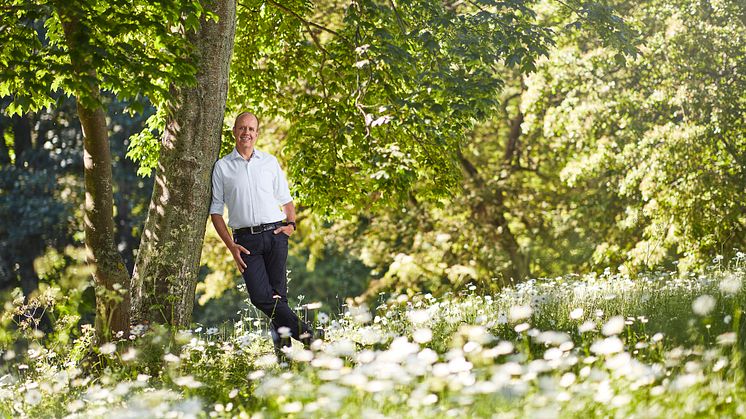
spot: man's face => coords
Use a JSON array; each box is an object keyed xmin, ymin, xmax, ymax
[{"xmin": 233, "ymin": 114, "xmax": 259, "ymax": 149}]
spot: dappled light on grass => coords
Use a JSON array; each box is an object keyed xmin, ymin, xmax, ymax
[{"xmin": 1, "ymin": 260, "xmax": 745, "ymax": 417}]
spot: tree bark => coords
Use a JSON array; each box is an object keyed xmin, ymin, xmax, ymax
[
  {"xmin": 131, "ymin": 0, "xmax": 237, "ymax": 327},
  {"xmin": 495, "ymin": 110, "xmax": 530, "ymax": 282},
  {"xmin": 58, "ymin": 9, "xmax": 131, "ymax": 340}
]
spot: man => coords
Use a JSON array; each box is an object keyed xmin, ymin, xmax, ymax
[{"xmin": 210, "ymin": 112, "xmax": 316, "ymax": 357}]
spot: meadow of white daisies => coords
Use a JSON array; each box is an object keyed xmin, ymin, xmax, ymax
[{"xmin": 1, "ymin": 255, "xmax": 745, "ymax": 418}]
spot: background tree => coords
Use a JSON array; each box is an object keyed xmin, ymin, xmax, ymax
[
  {"xmin": 313, "ymin": 0, "xmax": 745, "ymax": 297},
  {"xmin": 521, "ymin": 0, "xmax": 746, "ymax": 272},
  {"xmin": 1, "ymin": 0, "xmax": 202, "ymax": 338},
  {"xmin": 0, "ymin": 100, "xmax": 80, "ymax": 298},
  {"xmin": 226, "ymin": 0, "xmax": 635, "ymax": 216}
]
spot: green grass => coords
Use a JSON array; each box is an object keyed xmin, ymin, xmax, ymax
[{"xmin": 1, "ymin": 261, "xmax": 745, "ymax": 418}]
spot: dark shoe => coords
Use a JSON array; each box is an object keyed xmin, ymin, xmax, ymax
[
  {"xmin": 301, "ymin": 327, "xmax": 326, "ymax": 350},
  {"xmin": 269, "ymin": 325, "xmax": 290, "ymax": 364},
  {"xmin": 314, "ymin": 327, "xmax": 326, "ymax": 342}
]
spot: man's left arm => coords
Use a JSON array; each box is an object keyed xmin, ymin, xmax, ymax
[
  {"xmin": 274, "ymin": 200, "xmax": 296, "ymax": 236},
  {"xmin": 273, "ymin": 158, "xmax": 296, "ymax": 237}
]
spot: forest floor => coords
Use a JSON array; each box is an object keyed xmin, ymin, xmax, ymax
[{"xmin": 2, "ymin": 258, "xmax": 745, "ymax": 418}]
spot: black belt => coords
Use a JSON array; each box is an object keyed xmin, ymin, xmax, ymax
[{"xmin": 234, "ymin": 221, "xmax": 285, "ymax": 235}]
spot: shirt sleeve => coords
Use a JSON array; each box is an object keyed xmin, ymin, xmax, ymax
[
  {"xmin": 274, "ymin": 158, "xmax": 293, "ymax": 205},
  {"xmin": 209, "ymin": 163, "xmax": 225, "ymax": 215}
]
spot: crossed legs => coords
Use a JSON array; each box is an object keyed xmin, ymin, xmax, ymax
[{"xmin": 236, "ymin": 231, "xmax": 312, "ymax": 349}]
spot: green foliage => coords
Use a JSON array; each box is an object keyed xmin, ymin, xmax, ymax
[
  {"xmin": 286, "ymin": 242, "xmax": 371, "ymax": 309},
  {"xmin": 141, "ymin": 0, "xmax": 633, "ymax": 220},
  {"xmin": 231, "ymin": 0, "xmax": 544, "ymax": 216},
  {"xmin": 0, "ymin": 0, "xmax": 204, "ymax": 114},
  {"xmin": 0, "ymin": 99, "xmax": 82, "ymax": 289},
  {"xmin": 522, "ymin": 0, "xmax": 746, "ymax": 271},
  {"xmin": 0, "ymin": 166, "xmax": 70, "ymax": 258},
  {"xmin": 314, "ymin": 0, "xmax": 745, "ymax": 297},
  {"xmin": 126, "ymin": 105, "xmax": 167, "ymax": 177}
]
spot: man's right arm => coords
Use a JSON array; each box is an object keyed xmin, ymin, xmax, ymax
[
  {"xmin": 210, "ymin": 214, "xmax": 249, "ymax": 273},
  {"xmin": 210, "ymin": 162, "xmax": 249, "ymax": 273}
]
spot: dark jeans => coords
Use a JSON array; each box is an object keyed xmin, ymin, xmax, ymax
[{"xmin": 233, "ymin": 229, "xmax": 311, "ymax": 347}]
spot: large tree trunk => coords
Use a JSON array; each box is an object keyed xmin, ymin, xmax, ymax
[
  {"xmin": 59, "ymin": 10, "xmax": 131, "ymax": 340},
  {"xmin": 495, "ymin": 110, "xmax": 530, "ymax": 282},
  {"xmin": 130, "ymin": 0, "xmax": 236, "ymax": 327}
]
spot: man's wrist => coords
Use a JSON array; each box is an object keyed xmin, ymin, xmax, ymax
[{"xmin": 285, "ymin": 221, "xmax": 296, "ymax": 231}]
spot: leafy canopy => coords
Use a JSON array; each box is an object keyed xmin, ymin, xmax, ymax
[
  {"xmin": 227, "ymin": 0, "xmax": 636, "ymax": 217},
  {"xmin": 0, "ymin": 0, "xmax": 208, "ymax": 115},
  {"xmin": 522, "ymin": 0, "xmax": 746, "ymax": 270},
  {"xmin": 126, "ymin": 0, "xmax": 636, "ymax": 216}
]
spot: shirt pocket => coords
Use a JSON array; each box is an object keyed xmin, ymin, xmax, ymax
[
  {"xmin": 223, "ymin": 170, "xmax": 242, "ymax": 201},
  {"xmin": 257, "ymin": 169, "xmax": 275, "ymax": 194}
]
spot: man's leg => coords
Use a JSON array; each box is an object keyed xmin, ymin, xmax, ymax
[
  {"xmin": 235, "ymin": 233, "xmax": 291, "ymax": 355},
  {"xmin": 264, "ymin": 231, "xmax": 313, "ymax": 345}
]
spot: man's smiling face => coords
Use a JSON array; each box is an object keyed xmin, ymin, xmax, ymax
[{"xmin": 233, "ymin": 113, "xmax": 259, "ymax": 150}]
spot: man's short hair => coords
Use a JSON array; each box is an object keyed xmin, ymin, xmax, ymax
[{"xmin": 233, "ymin": 111, "xmax": 259, "ymax": 129}]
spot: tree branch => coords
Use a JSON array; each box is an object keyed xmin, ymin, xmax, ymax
[
  {"xmin": 510, "ymin": 165, "xmax": 550, "ymax": 181},
  {"xmin": 554, "ymin": 0, "xmax": 591, "ymax": 23},
  {"xmin": 264, "ymin": 0, "xmax": 352, "ymax": 46},
  {"xmin": 0, "ymin": 4, "xmax": 49, "ymax": 12},
  {"xmin": 503, "ymin": 109, "xmax": 523, "ymax": 167},
  {"xmin": 457, "ymin": 149, "xmax": 485, "ymax": 187},
  {"xmin": 465, "ymin": 0, "xmax": 489, "ymax": 13},
  {"xmin": 388, "ymin": 0, "xmax": 407, "ymax": 34},
  {"xmin": 500, "ymin": 91, "xmax": 522, "ymax": 121},
  {"xmin": 719, "ymin": 136, "xmax": 745, "ymax": 169}
]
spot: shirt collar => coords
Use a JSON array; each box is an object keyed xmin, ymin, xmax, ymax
[{"xmin": 229, "ymin": 148, "xmax": 264, "ymax": 161}]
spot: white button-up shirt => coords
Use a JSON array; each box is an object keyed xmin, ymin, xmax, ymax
[{"xmin": 209, "ymin": 148, "xmax": 293, "ymax": 229}]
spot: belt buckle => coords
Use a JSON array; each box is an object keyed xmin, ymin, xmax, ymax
[{"xmin": 250, "ymin": 225, "xmax": 261, "ymax": 234}]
